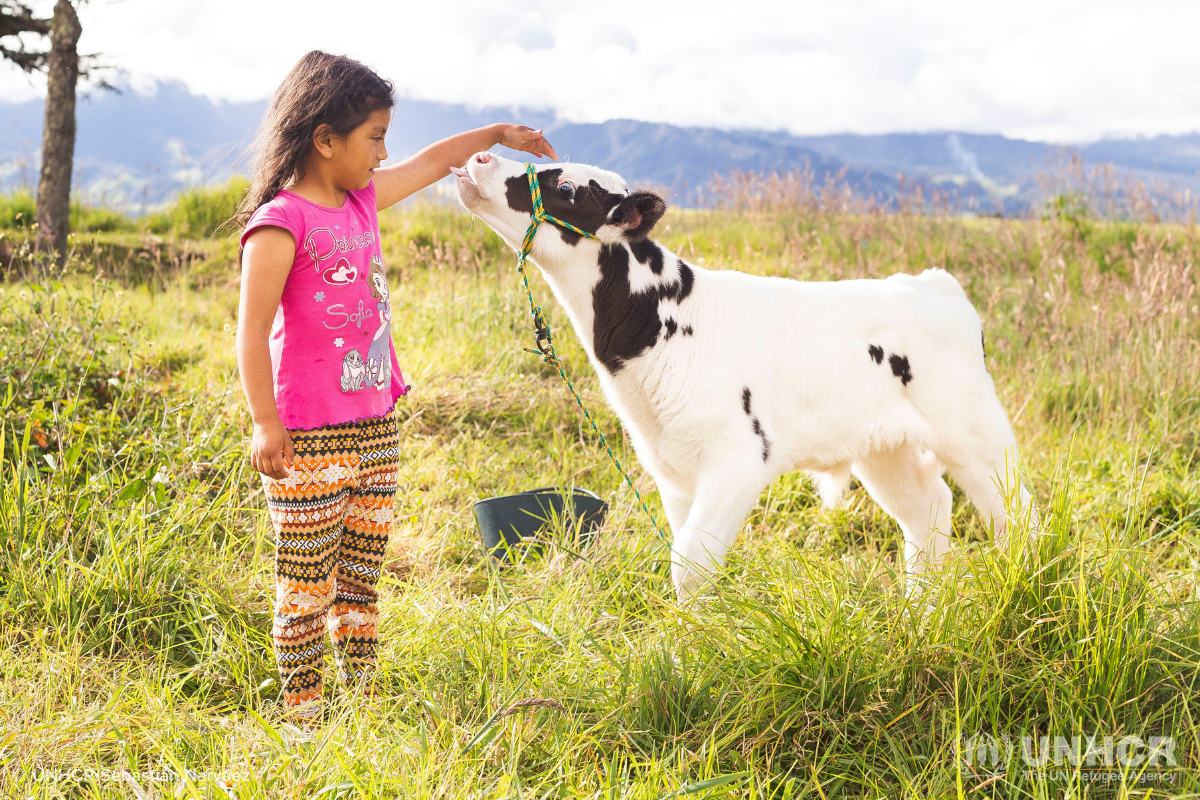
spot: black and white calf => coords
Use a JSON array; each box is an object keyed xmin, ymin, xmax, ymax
[{"xmin": 455, "ymin": 152, "xmax": 1033, "ymax": 600}]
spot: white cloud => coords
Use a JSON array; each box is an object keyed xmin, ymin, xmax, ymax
[{"xmin": 1, "ymin": 0, "xmax": 1198, "ymax": 142}]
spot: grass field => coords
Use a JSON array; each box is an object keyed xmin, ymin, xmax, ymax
[{"xmin": 1, "ymin": 190, "xmax": 1199, "ymax": 798}]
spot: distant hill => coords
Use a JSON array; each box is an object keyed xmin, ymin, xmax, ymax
[
  {"xmin": 0, "ymin": 82, "xmax": 263, "ymax": 208},
  {"xmin": 2, "ymin": 81, "xmax": 1199, "ymax": 215}
]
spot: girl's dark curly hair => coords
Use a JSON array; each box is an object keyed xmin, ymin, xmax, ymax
[{"xmin": 234, "ymin": 51, "xmax": 394, "ymax": 228}]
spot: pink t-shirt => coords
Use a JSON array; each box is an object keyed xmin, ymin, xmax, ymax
[{"xmin": 241, "ymin": 180, "xmax": 408, "ymax": 431}]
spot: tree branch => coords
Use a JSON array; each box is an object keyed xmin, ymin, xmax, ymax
[
  {"xmin": 0, "ymin": 1, "xmax": 49, "ymax": 37},
  {"xmin": 0, "ymin": 1, "xmax": 50, "ymax": 72}
]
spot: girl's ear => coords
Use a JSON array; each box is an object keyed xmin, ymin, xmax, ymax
[{"xmin": 312, "ymin": 124, "xmax": 336, "ymax": 159}]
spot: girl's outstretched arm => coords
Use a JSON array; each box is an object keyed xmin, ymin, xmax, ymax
[
  {"xmin": 373, "ymin": 124, "xmax": 557, "ymax": 210},
  {"xmin": 236, "ymin": 226, "xmax": 296, "ymax": 480}
]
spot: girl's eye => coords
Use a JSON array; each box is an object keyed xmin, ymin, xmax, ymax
[{"xmin": 558, "ymin": 182, "xmax": 576, "ymax": 200}]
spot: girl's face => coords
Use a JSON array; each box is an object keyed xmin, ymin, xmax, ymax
[
  {"xmin": 322, "ymin": 107, "xmax": 392, "ymax": 191},
  {"xmin": 372, "ymin": 272, "xmax": 387, "ymax": 297}
]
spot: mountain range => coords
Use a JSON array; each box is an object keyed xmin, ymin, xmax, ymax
[{"xmin": 2, "ymin": 80, "xmax": 1199, "ymax": 215}]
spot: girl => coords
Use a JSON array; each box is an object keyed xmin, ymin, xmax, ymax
[{"xmin": 235, "ymin": 50, "xmax": 557, "ymax": 721}]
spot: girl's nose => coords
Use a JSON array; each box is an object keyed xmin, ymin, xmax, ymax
[{"xmin": 474, "ymin": 152, "xmax": 493, "ymax": 165}]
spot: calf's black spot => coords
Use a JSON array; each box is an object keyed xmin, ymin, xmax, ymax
[
  {"xmin": 742, "ymin": 389, "xmax": 772, "ymax": 462},
  {"xmin": 504, "ymin": 171, "xmax": 537, "ymax": 214},
  {"xmin": 673, "ymin": 261, "xmax": 694, "ymax": 301},
  {"xmin": 868, "ymin": 344, "xmax": 884, "ymax": 364},
  {"xmin": 889, "ymin": 354, "xmax": 913, "ymax": 386},
  {"xmin": 630, "ymin": 239, "xmax": 665, "ymax": 274},
  {"xmin": 682, "ymin": 325, "xmax": 694, "ymax": 336},
  {"xmin": 592, "ymin": 243, "xmax": 662, "ymax": 374},
  {"xmin": 654, "ymin": 259, "xmax": 694, "ymax": 304},
  {"xmin": 751, "ymin": 417, "xmax": 772, "ymax": 462},
  {"xmin": 664, "ymin": 318, "xmax": 678, "ymax": 340}
]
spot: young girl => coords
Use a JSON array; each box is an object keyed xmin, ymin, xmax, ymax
[{"xmin": 235, "ymin": 50, "xmax": 557, "ymax": 721}]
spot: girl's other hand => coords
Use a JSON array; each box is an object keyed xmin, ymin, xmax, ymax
[
  {"xmin": 497, "ymin": 125, "xmax": 558, "ymax": 161},
  {"xmin": 251, "ymin": 421, "xmax": 295, "ymax": 479}
]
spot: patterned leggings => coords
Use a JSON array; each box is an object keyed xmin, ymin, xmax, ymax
[{"xmin": 261, "ymin": 412, "xmax": 400, "ymax": 714}]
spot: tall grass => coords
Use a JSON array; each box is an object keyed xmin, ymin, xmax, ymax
[
  {"xmin": 0, "ymin": 178, "xmax": 248, "ymax": 244},
  {"xmin": 1036, "ymin": 148, "xmax": 1200, "ymax": 224},
  {"xmin": 0, "ymin": 188, "xmax": 1197, "ymax": 797},
  {"xmin": 142, "ymin": 177, "xmax": 250, "ymax": 239},
  {"xmin": 1, "ymin": 179, "xmax": 248, "ymax": 284},
  {"xmin": 0, "ymin": 190, "xmax": 135, "ymax": 233},
  {"xmin": 0, "ymin": 190, "xmax": 36, "ymax": 229}
]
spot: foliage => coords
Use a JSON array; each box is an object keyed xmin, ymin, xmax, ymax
[
  {"xmin": 0, "ymin": 191, "xmax": 138, "ymax": 234},
  {"xmin": 143, "ymin": 176, "xmax": 250, "ymax": 239},
  {"xmin": 69, "ymin": 203, "xmax": 137, "ymax": 233},
  {"xmin": 0, "ymin": 199, "xmax": 1198, "ymax": 797},
  {"xmin": 0, "ymin": 189, "xmax": 36, "ymax": 228},
  {"xmin": 1, "ymin": 178, "xmax": 249, "ymax": 239}
]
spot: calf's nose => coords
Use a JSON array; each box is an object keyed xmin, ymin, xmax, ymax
[{"xmin": 474, "ymin": 152, "xmax": 494, "ymax": 165}]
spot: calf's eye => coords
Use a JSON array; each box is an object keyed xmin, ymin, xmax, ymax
[{"xmin": 558, "ymin": 182, "xmax": 576, "ymax": 200}]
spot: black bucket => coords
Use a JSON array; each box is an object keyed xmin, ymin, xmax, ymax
[{"xmin": 473, "ymin": 487, "xmax": 607, "ymax": 563}]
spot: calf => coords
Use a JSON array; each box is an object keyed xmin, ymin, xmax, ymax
[{"xmin": 454, "ymin": 152, "xmax": 1033, "ymax": 600}]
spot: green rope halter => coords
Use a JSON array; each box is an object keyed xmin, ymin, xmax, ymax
[
  {"xmin": 517, "ymin": 162, "xmax": 596, "ymax": 267},
  {"xmin": 512, "ymin": 162, "xmax": 670, "ymax": 548}
]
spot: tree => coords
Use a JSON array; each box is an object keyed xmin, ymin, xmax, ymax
[
  {"xmin": 36, "ymin": 1, "xmax": 81, "ymax": 265},
  {"xmin": 0, "ymin": 0, "xmax": 83, "ymax": 267}
]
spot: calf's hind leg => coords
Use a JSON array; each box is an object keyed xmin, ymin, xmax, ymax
[
  {"xmin": 671, "ymin": 468, "xmax": 767, "ymax": 601},
  {"xmin": 852, "ymin": 443, "xmax": 953, "ymax": 577}
]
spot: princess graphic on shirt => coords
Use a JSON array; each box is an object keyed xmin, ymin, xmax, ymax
[{"xmin": 365, "ymin": 255, "xmax": 392, "ymax": 390}]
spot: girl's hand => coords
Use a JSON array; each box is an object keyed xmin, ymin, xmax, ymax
[
  {"xmin": 250, "ymin": 421, "xmax": 295, "ymax": 480},
  {"xmin": 496, "ymin": 124, "xmax": 558, "ymax": 161}
]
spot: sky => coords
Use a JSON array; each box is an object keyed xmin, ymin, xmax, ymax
[{"xmin": 3, "ymin": 0, "xmax": 1200, "ymax": 142}]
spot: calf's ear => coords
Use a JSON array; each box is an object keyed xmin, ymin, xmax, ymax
[{"xmin": 608, "ymin": 191, "xmax": 667, "ymax": 240}]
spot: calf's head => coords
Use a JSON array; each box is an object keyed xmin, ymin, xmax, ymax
[{"xmin": 453, "ymin": 152, "xmax": 666, "ymax": 266}]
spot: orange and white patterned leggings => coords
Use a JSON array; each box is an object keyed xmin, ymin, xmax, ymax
[{"xmin": 261, "ymin": 412, "xmax": 400, "ymax": 716}]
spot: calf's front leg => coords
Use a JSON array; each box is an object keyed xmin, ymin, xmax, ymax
[
  {"xmin": 658, "ymin": 486, "xmax": 694, "ymax": 533},
  {"xmin": 670, "ymin": 468, "xmax": 768, "ymax": 601}
]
